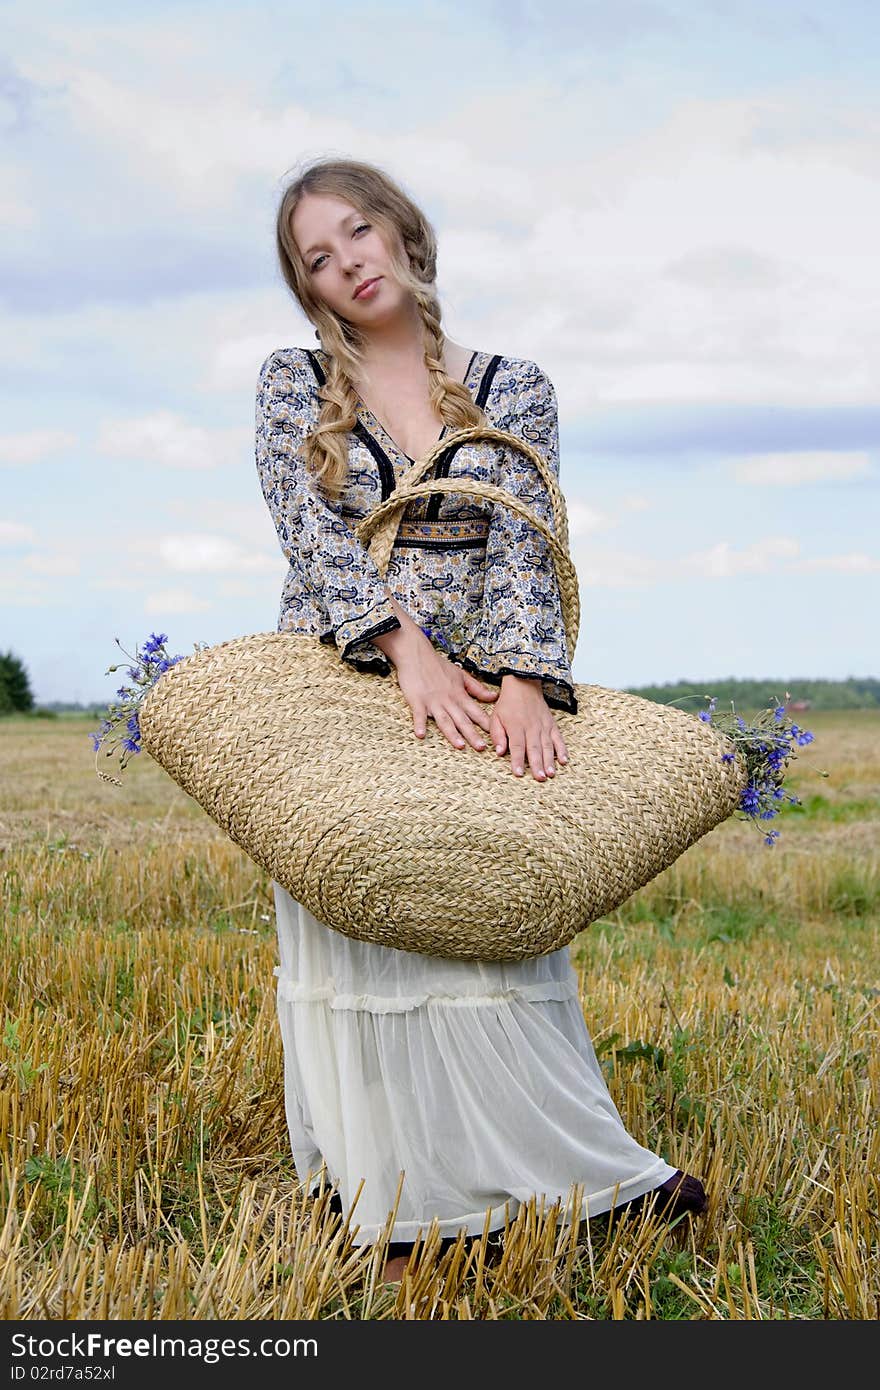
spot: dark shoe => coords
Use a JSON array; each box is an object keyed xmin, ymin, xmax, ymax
[{"xmin": 603, "ymin": 1171, "xmax": 708, "ymax": 1226}]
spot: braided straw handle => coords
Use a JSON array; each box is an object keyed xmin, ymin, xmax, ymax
[{"xmin": 354, "ymin": 424, "xmax": 581, "ymax": 659}]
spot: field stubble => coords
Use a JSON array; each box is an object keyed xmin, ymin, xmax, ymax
[{"xmin": 0, "ymin": 709, "xmax": 878, "ymax": 1319}]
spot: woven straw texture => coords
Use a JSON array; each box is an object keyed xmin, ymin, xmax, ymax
[{"xmin": 138, "ymin": 425, "xmax": 748, "ymax": 961}]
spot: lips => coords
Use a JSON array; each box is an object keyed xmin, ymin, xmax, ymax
[{"xmin": 353, "ymin": 277, "xmax": 380, "ymax": 299}]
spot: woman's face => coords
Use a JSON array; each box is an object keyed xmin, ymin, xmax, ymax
[{"xmin": 291, "ymin": 191, "xmax": 409, "ymax": 327}]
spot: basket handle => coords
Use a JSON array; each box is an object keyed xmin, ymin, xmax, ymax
[{"xmin": 354, "ymin": 424, "xmax": 580, "ymax": 659}]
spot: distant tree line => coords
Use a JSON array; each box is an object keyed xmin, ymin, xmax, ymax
[
  {"xmin": 1, "ymin": 650, "xmax": 878, "ymax": 719},
  {"xmin": 623, "ymin": 676, "xmax": 880, "ymax": 714}
]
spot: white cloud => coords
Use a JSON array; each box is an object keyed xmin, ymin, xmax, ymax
[
  {"xmin": 23, "ymin": 551, "xmax": 81, "ymax": 576},
  {"xmin": 682, "ymin": 536, "xmax": 801, "ymax": 578},
  {"xmin": 157, "ymin": 532, "xmax": 281, "ymax": 574},
  {"xmin": 570, "ymin": 547, "xmax": 662, "ymax": 588},
  {"xmin": 0, "ymin": 520, "xmax": 36, "ymax": 545},
  {"xmin": 96, "ymin": 414, "xmax": 250, "ymax": 470},
  {"xmin": 565, "ymin": 499, "xmax": 613, "ymax": 537},
  {"xmin": 0, "ymin": 574, "xmax": 51, "ymax": 606},
  {"xmin": 733, "ymin": 451, "xmax": 875, "ymax": 485},
  {"xmin": 796, "ymin": 552, "xmax": 880, "ymax": 573},
  {"xmin": 0, "ymin": 430, "xmax": 77, "ymax": 466},
  {"xmin": 143, "ymin": 587, "xmax": 212, "ymax": 616}
]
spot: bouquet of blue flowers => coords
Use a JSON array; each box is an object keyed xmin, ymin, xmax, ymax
[
  {"xmin": 91, "ymin": 632, "xmax": 207, "ymax": 787},
  {"xmin": 685, "ymin": 691, "xmax": 819, "ymax": 845}
]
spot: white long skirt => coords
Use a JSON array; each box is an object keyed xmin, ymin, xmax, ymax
[{"xmin": 272, "ymin": 881, "xmax": 679, "ymax": 1247}]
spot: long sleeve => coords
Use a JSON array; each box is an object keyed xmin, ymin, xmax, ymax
[
  {"xmin": 460, "ymin": 360, "xmax": 578, "ymax": 714},
  {"xmin": 254, "ymin": 349, "xmax": 401, "ymax": 668}
]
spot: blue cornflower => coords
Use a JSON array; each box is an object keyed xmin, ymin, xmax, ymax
[
  {"xmin": 421, "ymin": 625, "xmax": 449, "ymax": 651},
  {"xmin": 764, "ymin": 830, "xmax": 781, "ymax": 846},
  {"xmin": 154, "ymin": 655, "xmax": 180, "ymax": 673},
  {"xmin": 121, "ymin": 737, "xmax": 141, "ymax": 754},
  {"xmin": 126, "ymin": 714, "xmax": 139, "ymax": 733},
  {"xmin": 773, "ymin": 705, "xmax": 786, "ymax": 721},
  {"xmin": 721, "ymin": 752, "xmax": 735, "ymax": 763},
  {"xmin": 698, "ymin": 710, "xmax": 711, "ymax": 722},
  {"xmin": 796, "ymin": 730, "xmax": 814, "ymax": 746}
]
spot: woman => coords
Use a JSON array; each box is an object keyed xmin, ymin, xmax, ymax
[{"xmin": 255, "ymin": 156, "xmax": 707, "ymax": 1283}]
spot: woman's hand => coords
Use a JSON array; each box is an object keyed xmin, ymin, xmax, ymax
[
  {"xmin": 394, "ymin": 639, "xmax": 500, "ymax": 752},
  {"xmin": 489, "ymin": 674, "xmax": 569, "ymax": 781},
  {"xmin": 372, "ymin": 598, "xmax": 499, "ymax": 751}
]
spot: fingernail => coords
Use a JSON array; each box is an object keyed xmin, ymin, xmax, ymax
[
  {"xmin": 496, "ymin": 745, "xmax": 504, "ymax": 754},
  {"xmin": 545, "ymin": 768, "xmax": 555, "ymax": 777}
]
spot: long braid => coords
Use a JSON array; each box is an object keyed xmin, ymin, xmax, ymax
[{"xmin": 300, "ymin": 311, "xmax": 362, "ymax": 500}]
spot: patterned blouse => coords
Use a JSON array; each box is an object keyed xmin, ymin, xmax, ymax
[{"xmin": 254, "ymin": 346, "xmax": 578, "ymax": 714}]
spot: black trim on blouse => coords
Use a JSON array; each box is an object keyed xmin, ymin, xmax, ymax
[
  {"xmin": 457, "ymin": 654, "xmax": 579, "ymax": 715},
  {"xmin": 304, "ymin": 348, "xmax": 398, "ymax": 502},
  {"xmin": 339, "ymin": 613, "xmax": 401, "ymax": 664},
  {"xmin": 425, "ymin": 353, "xmax": 503, "ymax": 523}
]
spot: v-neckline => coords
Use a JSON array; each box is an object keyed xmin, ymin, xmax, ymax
[{"xmin": 319, "ymin": 348, "xmax": 483, "ymax": 465}]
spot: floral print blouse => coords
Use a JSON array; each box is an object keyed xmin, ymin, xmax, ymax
[{"xmin": 254, "ymin": 345, "xmax": 578, "ymax": 713}]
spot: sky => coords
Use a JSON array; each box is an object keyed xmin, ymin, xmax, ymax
[{"xmin": 1, "ymin": 0, "xmax": 878, "ymax": 707}]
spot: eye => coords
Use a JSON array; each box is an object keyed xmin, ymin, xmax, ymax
[{"xmin": 310, "ymin": 222, "xmax": 371, "ymax": 272}]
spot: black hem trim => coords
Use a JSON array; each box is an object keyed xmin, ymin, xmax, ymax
[
  {"xmin": 339, "ymin": 613, "xmax": 401, "ymax": 664},
  {"xmin": 425, "ymin": 353, "xmax": 503, "ymax": 524},
  {"xmin": 457, "ymin": 655, "xmax": 578, "ymax": 715}
]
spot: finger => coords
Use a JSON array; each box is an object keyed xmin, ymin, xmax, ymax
[
  {"xmin": 536, "ymin": 729, "xmax": 556, "ymax": 777},
  {"xmin": 452, "ymin": 709, "xmax": 488, "ymax": 751},
  {"xmin": 434, "ymin": 710, "xmax": 466, "ymax": 750},
  {"xmin": 508, "ymin": 731, "xmax": 526, "ymax": 777},
  {"xmin": 412, "ymin": 704, "xmax": 428, "ymax": 739},
  {"xmin": 464, "ymin": 672, "xmax": 499, "ymax": 701},
  {"xmin": 460, "ymin": 698, "xmax": 495, "ymax": 735},
  {"xmin": 489, "ymin": 714, "xmax": 507, "ymax": 757},
  {"xmin": 526, "ymin": 730, "xmax": 547, "ymax": 782},
  {"xmin": 552, "ymin": 727, "xmax": 569, "ymax": 765}
]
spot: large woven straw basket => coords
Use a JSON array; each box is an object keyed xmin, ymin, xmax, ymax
[{"xmin": 139, "ymin": 424, "xmax": 748, "ymax": 961}]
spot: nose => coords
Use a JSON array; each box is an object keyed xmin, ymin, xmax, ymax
[{"xmin": 340, "ymin": 246, "xmax": 364, "ymax": 275}]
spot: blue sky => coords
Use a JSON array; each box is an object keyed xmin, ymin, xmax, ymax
[{"xmin": 2, "ymin": 0, "xmax": 878, "ymax": 705}]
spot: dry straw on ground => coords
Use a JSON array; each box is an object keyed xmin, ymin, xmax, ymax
[{"xmin": 1, "ymin": 708, "xmax": 878, "ymax": 1319}]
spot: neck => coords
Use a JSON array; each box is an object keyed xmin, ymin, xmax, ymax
[{"xmin": 356, "ymin": 297, "xmax": 440, "ymax": 374}]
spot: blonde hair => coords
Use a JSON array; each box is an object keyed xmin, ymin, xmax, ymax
[{"xmin": 275, "ymin": 156, "xmax": 485, "ymax": 498}]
